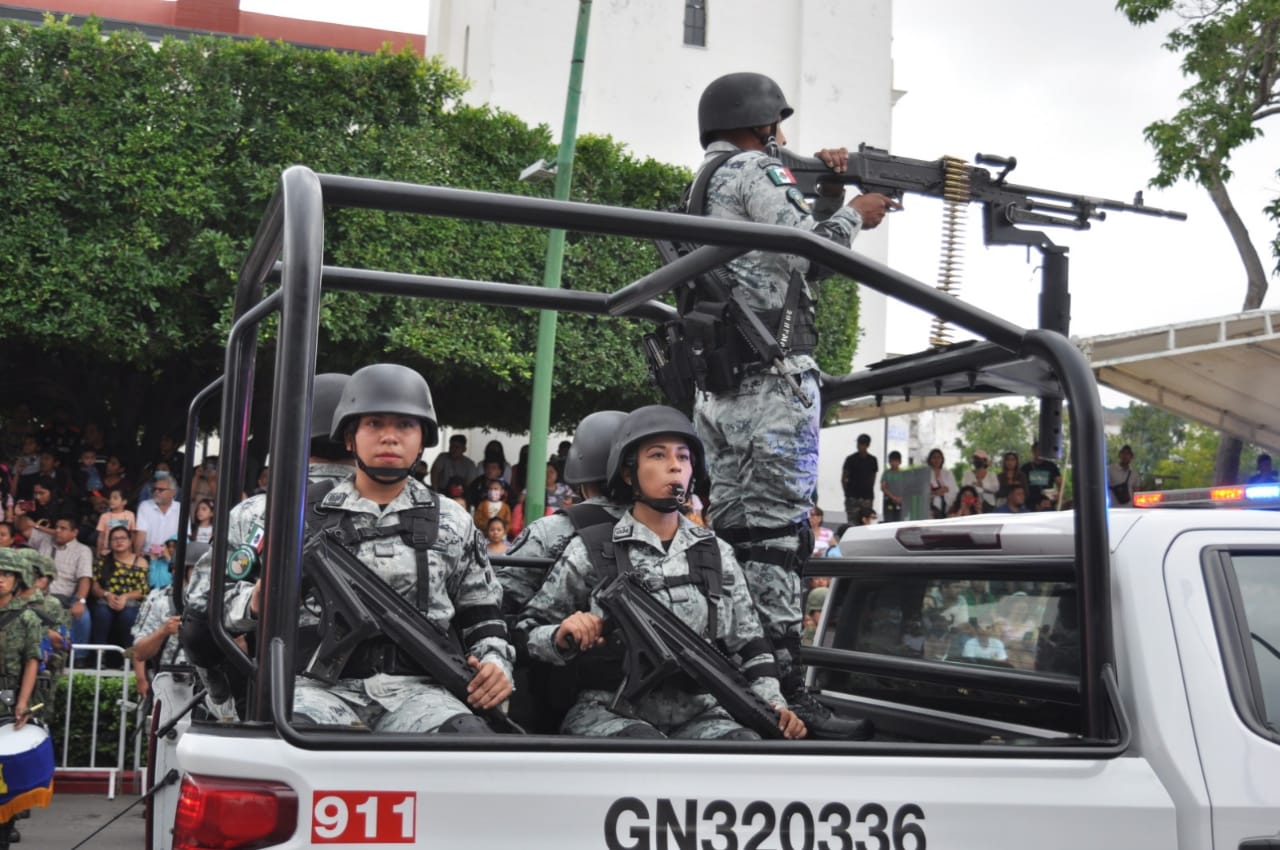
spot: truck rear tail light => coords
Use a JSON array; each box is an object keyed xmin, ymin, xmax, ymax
[
  {"xmin": 172, "ymin": 773, "xmax": 298, "ymax": 850},
  {"xmin": 895, "ymin": 525, "xmax": 1002, "ymax": 550}
]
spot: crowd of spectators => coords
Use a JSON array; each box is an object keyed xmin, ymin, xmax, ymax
[{"xmin": 1, "ymin": 410, "xmax": 221, "ymax": 657}]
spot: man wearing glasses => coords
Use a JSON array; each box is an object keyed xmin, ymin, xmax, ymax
[{"xmin": 135, "ymin": 473, "xmax": 181, "ymax": 558}]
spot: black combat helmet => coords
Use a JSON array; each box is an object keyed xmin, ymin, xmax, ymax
[
  {"xmin": 563, "ymin": 410, "xmax": 627, "ymax": 486},
  {"xmin": 606, "ymin": 405, "xmax": 706, "ymax": 511},
  {"xmin": 698, "ymin": 72, "xmax": 794, "ymax": 149},
  {"xmin": 309, "ymin": 373, "xmax": 352, "ymax": 460},
  {"xmin": 329, "ymin": 364, "xmax": 439, "ymax": 448}
]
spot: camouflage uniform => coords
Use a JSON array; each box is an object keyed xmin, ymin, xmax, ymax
[
  {"xmin": 693, "ymin": 141, "xmax": 861, "ymax": 653},
  {"xmin": 132, "ymin": 586, "xmax": 187, "ymax": 668},
  {"xmin": 0, "ymin": 580, "xmax": 42, "ymax": 703},
  {"xmin": 498, "ymin": 497, "xmax": 628, "ymax": 615},
  {"xmin": 16, "ymin": 550, "xmax": 67, "ymax": 708},
  {"xmin": 264, "ymin": 475, "xmax": 513, "ymax": 733},
  {"xmin": 518, "ymin": 511, "xmax": 783, "ymax": 739}
]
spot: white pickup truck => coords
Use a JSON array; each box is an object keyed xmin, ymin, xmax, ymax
[{"xmin": 145, "ymin": 168, "xmax": 1280, "ymax": 850}]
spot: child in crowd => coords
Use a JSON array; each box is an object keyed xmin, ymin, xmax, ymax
[
  {"xmin": 485, "ymin": 516, "xmax": 509, "ymax": 555},
  {"xmin": 95, "ymin": 487, "xmax": 136, "ymax": 555},
  {"xmin": 148, "ymin": 536, "xmax": 177, "ymax": 589},
  {"xmin": 189, "ymin": 498, "xmax": 215, "ymax": 543},
  {"xmin": 474, "ymin": 479, "xmax": 513, "ymax": 532}
]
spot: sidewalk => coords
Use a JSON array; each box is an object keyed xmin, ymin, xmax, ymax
[{"xmin": 18, "ymin": 790, "xmax": 146, "ymax": 850}]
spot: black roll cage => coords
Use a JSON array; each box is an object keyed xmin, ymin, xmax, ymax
[{"xmin": 193, "ymin": 165, "xmax": 1115, "ymax": 751}]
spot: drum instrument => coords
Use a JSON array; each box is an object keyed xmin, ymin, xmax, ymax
[{"xmin": 0, "ymin": 718, "xmax": 54, "ymax": 821}]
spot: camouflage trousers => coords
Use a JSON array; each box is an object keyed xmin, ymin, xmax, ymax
[
  {"xmin": 694, "ymin": 369, "xmax": 817, "ymax": 645},
  {"xmin": 564, "ymin": 687, "xmax": 757, "ymax": 740},
  {"xmin": 294, "ymin": 674, "xmax": 473, "ymax": 733}
]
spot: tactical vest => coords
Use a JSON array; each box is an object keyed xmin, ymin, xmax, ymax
[
  {"xmin": 301, "ymin": 479, "xmax": 446, "ymax": 678},
  {"xmin": 572, "ymin": 523, "xmax": 725, "ymax": 693},
  {"xmin": 646, "ymin": 150, "xmax": 819, "ymax": 404}
]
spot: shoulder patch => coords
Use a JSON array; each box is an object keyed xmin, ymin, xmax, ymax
[
  {"xmin": 409, "ymin": 487, "xmax": 433, "ymax": 507},
  {"xmin": 321, "ymin": 489, "xmax": 347, "ymax": 507},
  {"xmin": 765, "ymin": 165, "xmax": 797, "ymax": 186},
  {"xmin": 785, "ymin": 186, "xmax": 811, "ymax": 214}
]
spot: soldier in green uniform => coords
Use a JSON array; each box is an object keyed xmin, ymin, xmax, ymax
[
  {"xmin": 15, "ymin": 549, "xmax": 69, "ymax": 710},
  {"xmin": 0, "ymin": 551, "xmax": 44, "ymax": 730}
]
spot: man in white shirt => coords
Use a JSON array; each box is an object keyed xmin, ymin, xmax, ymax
[
  {"xmin": 1107, "ymin": 445, "xmax": 1138, "ymax": 506},
  {"xmin": 49, "ymin": 515, "xmax": 93, "ymax": 648},
  {"xmin": 135, "ymin": 473, "xmax": 181, "ymax": 557}
]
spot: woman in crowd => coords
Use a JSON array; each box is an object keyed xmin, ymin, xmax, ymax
[
  {"xmin": 91, "ymin": 525, "xmax": 150, "ymax": 648},
  {"xmin": 100, "ymin": 453, "xmax": 132, "ymax": 503},
  {"xmin": 544, "ymin": 463, "xmax": 574, "ymax": 513},
  {"xmin": 948, "ymin": 485, "xmax": 983, "ymax": 517},
  {"xmin": 927, "ymin": 449, "xmax": 957, "ymax": 519},
  {"xmin": 995, "ymin": 451, "xmax": 1028, "ymax": 508}
]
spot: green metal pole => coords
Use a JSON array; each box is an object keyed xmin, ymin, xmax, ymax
[{"xmin": 525, "ymin": 0, "xmax": 592, "ymax": 522}]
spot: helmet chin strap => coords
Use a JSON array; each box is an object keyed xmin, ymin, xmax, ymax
[
  {"xmin": 755, "ymin": 123, "xmax": 781, "ymax": 158},
  {"xmin": 356, "ymin": 455, "xmax": 412, "ymax": 485},
  {"xmin": 635, "ymin": 482, "xmax": 689, "ymax": 514}
]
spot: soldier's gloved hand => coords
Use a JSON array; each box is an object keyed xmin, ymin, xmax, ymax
[
  {"xmin": 775, "ymin": 705, "xmax": 807, "ymax": 740},
  {"xmin": 465, "ymin": 657, "xmax": 512, "ymax": 710},
  {"xmin": 555, "ymin": 612, "xmax": 605, "ymax": 652}
]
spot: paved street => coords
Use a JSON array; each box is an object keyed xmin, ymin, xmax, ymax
[{"xmin": 19, "ymin": 791, "xmax": 146, "ymax": 849}]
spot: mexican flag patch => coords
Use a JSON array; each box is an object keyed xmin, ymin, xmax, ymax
[{"xmin": 765, "ymin": 165, "xmax": 796, "ymax": 186}]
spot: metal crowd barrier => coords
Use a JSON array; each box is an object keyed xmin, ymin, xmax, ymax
[{"xmin": 59, "ymin": 643, "xmax": 142, "ymax": 798}]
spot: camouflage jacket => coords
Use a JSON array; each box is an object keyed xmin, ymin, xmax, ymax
[
  {"xmin": 700, "ymin": 141, "xmax": 863, "ymax": 374},
  {"xmin": 133, "ymin": 585, "xmax": 186, "ymax": 667},
  {"xmin": 517, "ymin": 511, "xmax": 784, "ymax": 706},
  {"xmin": 0, "ymin": 596, "xmax": 42, "ymax": 687}
]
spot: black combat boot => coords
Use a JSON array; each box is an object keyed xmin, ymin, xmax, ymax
[{"xmin": 777, "ymin": 634, "xmax": 873, "ymax": 741}]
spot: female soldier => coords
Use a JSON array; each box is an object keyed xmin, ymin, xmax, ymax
[{"xmin": 518, "ymin": 405, "xmax": 805, "ymax": 740}]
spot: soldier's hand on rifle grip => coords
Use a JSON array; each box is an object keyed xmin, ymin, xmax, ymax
[
  {"xmin": 775, "ymin": 705, "xmax": 807, "ymax": 740},
  {"xmin": 465, "ymin": 657, "xmax": 513, "ymax": 710},
  {"xmin": 851, "ymin": 193, "xmax": 901, "ymax": 230},
  {"xmin": 555, "ymin": 611, "xmax": 605, "ymax": 652}
]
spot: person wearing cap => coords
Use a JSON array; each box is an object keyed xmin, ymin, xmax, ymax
[
  {"xmin": 518, "ymin": 405, "xmax": 805, "ymax": 740},
  {"xmin": 0, "ymin": 550, "xmax": 43, "ymax": 730},
  {"xmin": 690, "ymin": 72, "xmax": 897, "ymax": 739},
  {"xmin": 961, "ymin": 449, "xmax": 999, "ymax": 512},
  {"xmin": 240, "ymin": 364, "xmax": 513, "ymax": 734},
  {"xmin": 16, "ymin": 547, "xmax": 70, "ymax": 709},
  {"xmin": 132, "ymin": 540, "xmax": 208, "ymax": 700}
]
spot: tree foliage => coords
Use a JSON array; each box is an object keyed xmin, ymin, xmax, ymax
[
  {"xmin": 953, "ymin": 400, "xmax": 1039, "ymax": 464},
  {"xmin": 1117, "ymin": 0, "xmax": 1280, "ymax": 481},
  {"xmin": 0, "ymin": 17, "xmax": 863, "ymax": 455}
]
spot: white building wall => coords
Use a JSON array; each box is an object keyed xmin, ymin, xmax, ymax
[{"xmin": 429, "ymin": 0, "xmax": 896, "ymax": 514}]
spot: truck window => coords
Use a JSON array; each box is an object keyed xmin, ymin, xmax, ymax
[
  {"xmin": 810, "ymin": 572, "xmax": 1082, "ymax": 735},
  {"xmin": 1226, "ymin": 554, "xmax": 1280, "ymax": 732}
]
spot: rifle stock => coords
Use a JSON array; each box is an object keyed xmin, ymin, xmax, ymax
[
  {"xmin": 594, "ymin": 571, "xmax": 785, "ymax": 739},
  {"xmin": 301, "ymin": 531, "xmax": 523, "ymax": 733}
]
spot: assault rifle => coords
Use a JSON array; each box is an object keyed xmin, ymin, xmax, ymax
[
  {"xmin": 776, "ymin": 144, "xmax": 1187, "ymax": 247},
  {"xmin": 593, "ymin": 570, "xmax": 786, "ymax": 739},
  {"xmin": 301, "ymin": 529, "xmax": 524, "ymax": 734}
]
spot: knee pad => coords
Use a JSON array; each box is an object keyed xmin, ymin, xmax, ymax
[
  {"xmin": 615, "ymin": 722, "xmax": 665, "ymax": 739},
  {"xmin": 717, "ymin": 728, "xmax": 762, "ymax": 741},
  {"xmin": 435, "ymin": 713, "xmax": 496, "ymax": 735}
]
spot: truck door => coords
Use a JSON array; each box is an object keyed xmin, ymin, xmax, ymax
[{"xmin": 1165, "ymin": 531, "xmax": 1280, "ymax": 850}]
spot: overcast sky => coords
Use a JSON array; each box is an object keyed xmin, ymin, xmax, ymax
[{"xmin": 245, "ymin": 0, "xmax": 1278, "ymax": 362}]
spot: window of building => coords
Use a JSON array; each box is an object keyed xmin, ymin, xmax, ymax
[{"xmin": 683, "ymin": 1, "xmax": 706, "ymax": 47}]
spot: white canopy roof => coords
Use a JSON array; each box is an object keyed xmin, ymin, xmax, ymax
[
  {"xmin": 1080, "ymin": 309, "xmax": 1280, "ymax": 455},
  {"xmin": 829, "ymin": 309, "xmax": 1280, "ymax": 456}
]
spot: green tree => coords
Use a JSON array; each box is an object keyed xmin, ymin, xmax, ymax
[
  {"xmin": 953, "ymin": 399, "xmax": 1038, "ymax": 464},
  {"xmin": 0, "ymin": 18, "xmax": 863, "ymax": 463},
  {"xmin": 1116, "ymin": 401, "xmax": 1187, "ymax": 480},
  {"xmin": 1117, "ymin": 0, "xmax": 1280, "ymax": 481}
]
